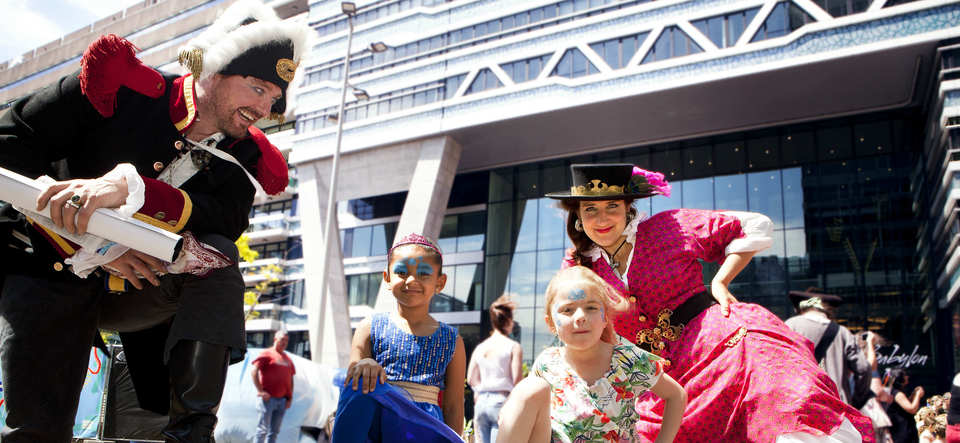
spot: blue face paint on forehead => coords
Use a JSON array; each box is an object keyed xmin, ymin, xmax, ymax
[{"xmin": 569, "ymin": 288, "xmax": 586, "ymax": 301}]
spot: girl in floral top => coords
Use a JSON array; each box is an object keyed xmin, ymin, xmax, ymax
[{"xmin": 497, "ymin": 266, "xmax": 686, "ymax": 443}]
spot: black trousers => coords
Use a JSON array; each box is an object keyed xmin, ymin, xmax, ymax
[{"xmin": 0, "ymin": 234, "xmax": 244, "ymax": 443}]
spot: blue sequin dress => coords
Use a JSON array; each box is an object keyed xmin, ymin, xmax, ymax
[
  {"xmin": 371, "ymin": 312, "xmax": 457, "ymax": 419},
  {"xmin": 333, "ymin": 313, "xmax": 461, "ymax": 443}
]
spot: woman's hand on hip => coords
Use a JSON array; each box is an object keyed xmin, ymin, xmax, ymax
[{"xmin": 710, "ymin": 280, "xmax": 738, "ymax": 317}]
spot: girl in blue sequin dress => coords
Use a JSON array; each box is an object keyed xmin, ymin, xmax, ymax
[{"xmin": 333, "ymin": 233, "xmax": 466, "ymax": 443}]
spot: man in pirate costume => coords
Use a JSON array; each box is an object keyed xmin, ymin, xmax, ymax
[{"xmin": 0, "ymin": 1, "xmax": 309, "ymax": 441}]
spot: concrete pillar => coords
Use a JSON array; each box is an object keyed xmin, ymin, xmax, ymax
[
  {"xmin": 295, "ymin": 160, "xmax": 352, "ymax": 367},
  {"xmin": 374, "ymin": 136, "xmax": 462, "ymax": 312}
]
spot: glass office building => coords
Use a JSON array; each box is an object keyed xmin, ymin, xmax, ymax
[
  {"xmin": 291, "ymin": 0, "xmax": 960, "ymax": 390},
  {"xmin": 335, "ymin": 108, "xmax": 940, "ymax": 382}
]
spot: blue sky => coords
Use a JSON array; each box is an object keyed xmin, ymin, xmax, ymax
[{"xmin": 0, "ymin": 0, "xmax": 144, "ymax": 65}]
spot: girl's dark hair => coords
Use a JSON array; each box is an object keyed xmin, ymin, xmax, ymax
[
  {"xmin": 559, "ymin": 198, "xmax": 637, "ymax": 265},
  {"xmin": 489, "ymin": 295, "xmax": 516, "ymax": 335}
]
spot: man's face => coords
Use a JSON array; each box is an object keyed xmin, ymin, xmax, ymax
[
  {"xmin": 207, "ymin": 75, "xmax": 282, "ymax": 138},
  {"xmin": 274, "ymin": 332, "xmax": 289, "ymax": 351}
]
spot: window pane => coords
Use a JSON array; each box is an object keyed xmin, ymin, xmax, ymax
[
  {"xmin": 782, "ymin": 167, "xmax": 804, "ymax": 229},
  {"xmin": 538, "ymin": 198, "xmax": 566, "ymax": 250},
  {"xmin": 351, "ymin": 226, "xmax": 372, "ymax": 257},
  {"xmin": 509, "ymin": 252, "xmax": 537, "ymax": 307},
  {"xmin": 371, "ymin": 224, "xmax": 389, "ymax": 256},
  {"xmin": 458, "ymin": 212, "xmax": 485, "ymax": 251},
  {"xmin": 715, "ymin": 174, "xmax": 748, "ymax": 211},
  {"xmin": 486, "ymin": 202, "xmax": 514, "ymax": 254},
  {"xmin": 515, "ymin": 199, "xmax": 539, "ymax": 252},
  {"xmin": 748, "ymin": 171, "xmax": 783, "ymax": 228},
  {"xmin": 438, "ymin": 215, "xmax": 458, "ymax": 253},
  {"xmin": 683, "ymin": 177, "xmax": 714, "ymax": 209}
]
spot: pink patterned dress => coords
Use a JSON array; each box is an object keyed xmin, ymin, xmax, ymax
[{"xmin": 567, "ymin": 209, "xmax": 873, "ymax": 443}]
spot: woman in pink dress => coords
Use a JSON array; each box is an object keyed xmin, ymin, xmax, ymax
[{"xmin": 546, "ymin": 163, "xmax": 873, "ymax": 442}]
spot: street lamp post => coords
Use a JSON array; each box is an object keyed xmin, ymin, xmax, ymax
[{"xmin": 314, "ymin": 1, "xmax": 386, "ymax": 364}]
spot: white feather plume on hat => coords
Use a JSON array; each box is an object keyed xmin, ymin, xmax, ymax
[{"xmin": 178, "ymin": 0, "xmax": 309, "ymax": 79}]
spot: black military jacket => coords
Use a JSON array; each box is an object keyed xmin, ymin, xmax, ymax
[{"xmin": 0, "ymin": 71, "xmax": 261, "ymax": 280}]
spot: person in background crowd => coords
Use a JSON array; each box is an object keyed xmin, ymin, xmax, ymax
[
  {"xmin": 885, "ymin": 368, "xmax": 924, "ymax": 443},
  {"xmin": 856, "ymin": 331, "xmax": 893, "ymax": 442},
  {"xmin": 917, "ymin": 393, "xmax": 949, "ymax": 443},
  {"xmin": 252, "ymin": 330, "xmax": 296, "ymax": 443},
  {"xmin": 467, "ymin": 295, "xmax": 523, "ymax": 443},
  {"xmin": 784, "ymin": 290, "xmax": 871, "ymax": 407},
  {"xmin": 948, "ymin": 374, "xmax": 960, "ymax": 443}
]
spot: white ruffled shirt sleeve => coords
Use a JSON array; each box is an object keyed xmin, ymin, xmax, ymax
[
  {"xmin": 103, "ymin": 163, "xmax": 145, "ymax": 217},
  {"xmin": 719, "ymin": 210, "xmax": 774, "ymax": 255}
]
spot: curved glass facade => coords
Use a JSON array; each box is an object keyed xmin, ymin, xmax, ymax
[{"xmin": 336, "ymin": 109, "xmax": 935, "ymax": 382}]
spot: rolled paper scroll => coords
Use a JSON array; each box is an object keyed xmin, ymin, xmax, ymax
[{"xmin": 0, "ymin": 166, "xmax": 182, "ymax": 262}]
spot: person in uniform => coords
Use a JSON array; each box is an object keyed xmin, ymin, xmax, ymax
[{"xmin": 0, "ymin": 1, "xmax": 309, "ymax": 441}]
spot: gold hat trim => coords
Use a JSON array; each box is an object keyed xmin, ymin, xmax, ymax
[
  {"xmin": 178, "ymin": 48, "xmax": 204, "ymax": 77},
  {"xmin": 276, "ymin": 58, "xmax": 298, "ymax": 83},
  {"xmin": 570, "ymin": 179, "xmax": 625, "ymax": 196}
]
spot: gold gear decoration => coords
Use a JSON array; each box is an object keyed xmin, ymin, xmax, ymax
[
  {"xmin": 570, "ymin": 179, "xmax": 625, "ymax": 196},
  {"xmin": 275, "ymin": 58, "xmax": 299, "ymax": 83}
]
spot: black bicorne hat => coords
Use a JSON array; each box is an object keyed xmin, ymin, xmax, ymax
[
  {"xmin": 177, "ymin": 0, "xmax": 310, "ymax": 121},
  {"xmin": 545, "ymin": 163, "xmax": 665, "ymax": 200}
]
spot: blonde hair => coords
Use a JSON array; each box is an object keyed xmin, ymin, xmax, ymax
[{"xmin": 544, "ymin": 266, "xmax": 629, "ymax": 344}]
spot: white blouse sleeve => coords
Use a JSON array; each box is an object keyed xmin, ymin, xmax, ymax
[{"xmin": 719, "ymin": 211, "xmax": 774, "ymax": 255}]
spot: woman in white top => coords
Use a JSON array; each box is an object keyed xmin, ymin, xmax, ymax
[{"xmin": 467, "ymin": 295, "xmax": 523, "ymax": 443}]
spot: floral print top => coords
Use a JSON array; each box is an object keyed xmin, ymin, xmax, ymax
[{"xmin": 532, "ymin": 343, "xmax": 663, "ymax": 443}]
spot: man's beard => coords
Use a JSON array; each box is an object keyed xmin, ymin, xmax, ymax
[{"xmin": 210, "ymin": 89, "xmax": 257, "ymax": 139}]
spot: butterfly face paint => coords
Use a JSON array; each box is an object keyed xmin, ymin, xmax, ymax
[
  {"xmin": 569, "ymin": 289, "xmax": 586, "ymax": 301},
  {"xmin": 392, "ymin": 260, "xmax": 410, "ymax": 275},
  {"xmin": 416, "ymin": 261, "xmax": 434, "ymax": 276}
]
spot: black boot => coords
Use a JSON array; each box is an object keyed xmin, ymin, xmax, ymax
[{"xmin": 162, "ymin": 340, "xmax": 230, "ymax": 443}]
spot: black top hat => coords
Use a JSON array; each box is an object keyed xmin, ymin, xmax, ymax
[
  {"xmin": 788, "ymin": 289, "xmax": 844, "ymax": 309},
  {"xmin": 545, "ymin": 163, "xmax": 661, "ymax": 200}
]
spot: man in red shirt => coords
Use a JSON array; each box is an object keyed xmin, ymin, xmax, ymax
[{"xmin": 252, "ymin": 330, "xmax": 296, "ymax": 443}]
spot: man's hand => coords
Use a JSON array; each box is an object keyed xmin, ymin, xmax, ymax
[
  {"xmin": 107, "ymin": 249, "xmax": 164, "ymax": 289},
  {"xmin": 258, "ymin": 391, "xmax": 271, "ymax": 401},
  {"xmin": 285, "ymin": 398, "xmax": 292, "ymax": 409},
  {"xmin": 36, "ymin": 175, "xmax": 128, "ymax": 235}
]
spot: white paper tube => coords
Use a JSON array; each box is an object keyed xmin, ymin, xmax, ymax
[{"xmin": 0, "ymin": 166, "xmax": 183, "ymax": 262}]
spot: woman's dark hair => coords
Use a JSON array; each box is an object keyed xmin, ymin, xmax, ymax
[
  {"xmin": 489, "ymin": 295, "xmax": 516, "ymax": 335},
  {"xmin": 886, "ymin": 368, "xmax": 908, "ymax": 389},
  {"xmin": 559, "ymin": 198, "xmax": 637, "ymax": 265}
]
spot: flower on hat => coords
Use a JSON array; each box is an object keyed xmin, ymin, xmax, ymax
[{"xmin": 630, "ymin": 166, "xmax": 672, "ymax": 197}]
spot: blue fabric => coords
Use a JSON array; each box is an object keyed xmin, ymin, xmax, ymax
[
  {"xmin": 255, "ymin": 397, "xmax": 286, "ymax": 443},
  {"xmin": 332, "ymin": 370, "xmax": 462, "ymax": 443},
  {"xmin": 370, "ymin": 313, "xmax": 457, "ymax": 388}
]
